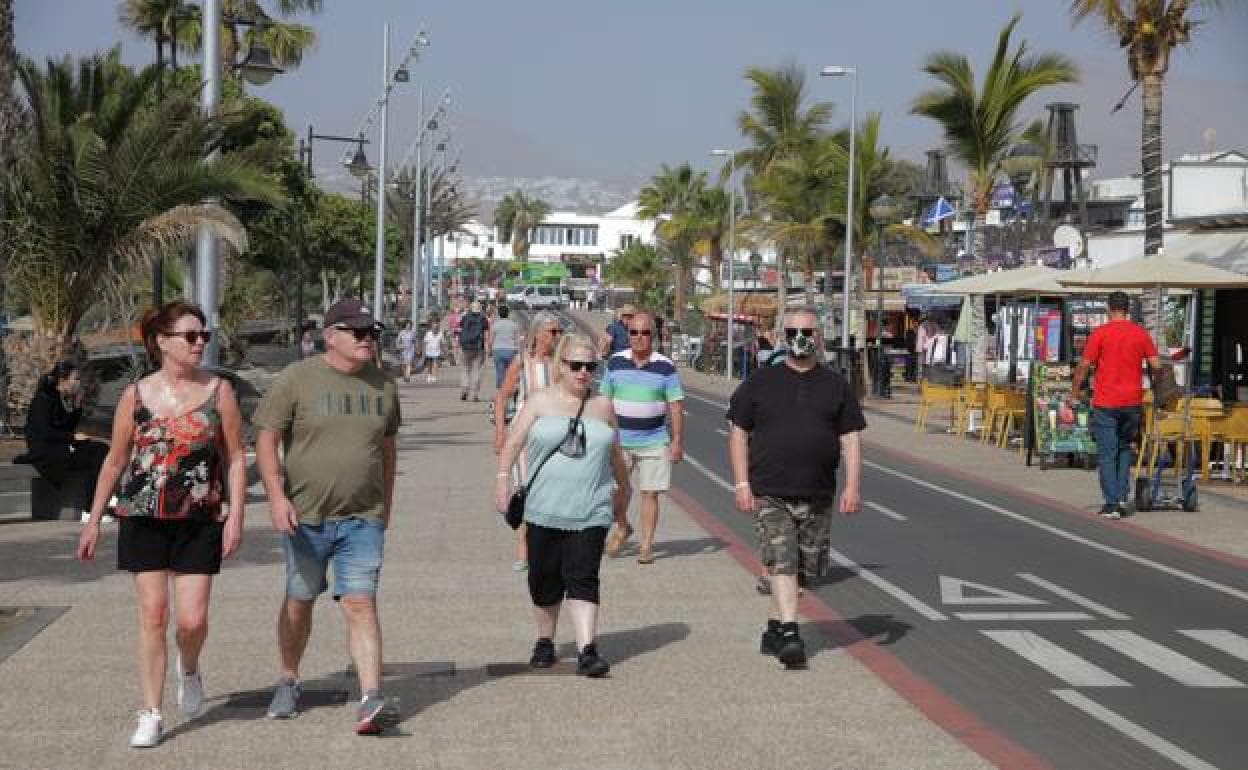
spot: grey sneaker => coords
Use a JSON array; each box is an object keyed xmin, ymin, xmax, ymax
[
  {"xmin": 267, "ymin": 679, "xmax": 301, "ymax": 719},
  {"xmin": 355, "ymin": 694, "xmax": 391, "ymax": 735}
]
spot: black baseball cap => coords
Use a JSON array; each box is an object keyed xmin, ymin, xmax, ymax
[{"xmin": 324, "ymin": 299, "xmax": 382, "ymax": 330}]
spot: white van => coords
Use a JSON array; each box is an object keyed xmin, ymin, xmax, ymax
[{"xmin": 522, "ymin": 285, "xmax": 562, "ymax": 309}]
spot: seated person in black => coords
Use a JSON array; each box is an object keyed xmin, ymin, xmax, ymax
[{"xmin": 23, "ymin": 361, "xmax": 109, "ymax": 516}]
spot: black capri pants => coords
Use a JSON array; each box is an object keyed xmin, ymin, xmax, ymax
[{"xmin": 526, "ymin": 524, "xmax": 608, "ymax": 606}]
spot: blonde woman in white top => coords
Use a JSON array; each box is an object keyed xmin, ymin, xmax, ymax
[{"xmin": 493, "ymin": 311, "xmax": 562, "ymax": 571}]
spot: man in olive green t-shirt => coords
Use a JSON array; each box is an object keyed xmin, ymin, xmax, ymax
[{"xmin": 254, "ymin": 299, "xmax": 401, "ymax": 735}]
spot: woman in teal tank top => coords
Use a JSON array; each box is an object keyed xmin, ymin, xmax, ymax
[{"xmin": 495, "ymin": 332, "xmax": 631, "ymax": 677}]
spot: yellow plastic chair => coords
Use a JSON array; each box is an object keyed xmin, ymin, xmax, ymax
[
  {"xmin": 955, "ymin": 383, "xmax": 988, "ymax": 438},
  {"xmin": 916, "ymin": 380, "xmax": 960, "ymax": 433}
]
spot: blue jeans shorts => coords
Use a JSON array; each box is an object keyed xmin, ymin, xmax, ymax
[{"xmin": 282, "ymin": 517, "xmax": 385, "ymax": 601}]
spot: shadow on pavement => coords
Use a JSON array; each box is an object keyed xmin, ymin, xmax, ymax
[
  {"xmin": 0, "ymin": 527, "xmax": 286, "ymax": 585},
  {"xmin": 804, "ymin": 613, "xmax": 915, "ymax": 660},
  {"xmin": 611, "ymin": 536, "xmax": 726, "ymax": 561}
]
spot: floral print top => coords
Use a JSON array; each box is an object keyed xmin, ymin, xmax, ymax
[{"xmin": 114, "ymin": 379, "xmax": 226, "ymax": 521}]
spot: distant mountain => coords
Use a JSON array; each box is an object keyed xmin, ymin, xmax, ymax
[{"xmin": 312, "ymin": 164, "xmax": 641, "ymax": 220}]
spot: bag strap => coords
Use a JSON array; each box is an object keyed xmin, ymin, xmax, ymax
[{"xmin": 525, "ymin": 390, "xmax": 591, "ymax": 487}]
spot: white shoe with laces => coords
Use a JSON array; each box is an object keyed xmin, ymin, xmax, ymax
[
  {"xmin": 177, "ymin": 658, "xmax": 204, "ymax": 718},
  {"xmin": 129, "ymin": 709, "xmax": 162, "ymax": 748}
]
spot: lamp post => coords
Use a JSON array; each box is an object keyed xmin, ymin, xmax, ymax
[
  {"xmin": 821, "ymin": 65, "xmax": 857, "ymax": 352},
  {"xmin": 711, "ymin": 149, "xmax": 739, "ymax": 379},
  {"xmin": 371, "ymin": 24, "xmax": 393, "ymax": 320},
  {"xmin": 868, "ymin": 194, "xmax": 898, "ymax": 397}
]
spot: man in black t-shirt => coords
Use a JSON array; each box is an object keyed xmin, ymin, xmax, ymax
[{"xmin": 727, "ymin": 308, "xmax": 866, "ymax": 668}]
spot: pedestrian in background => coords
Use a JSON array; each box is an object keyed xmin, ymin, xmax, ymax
[
  {"xmin": 599, "ymin": 304, "xmax": 634, "ymax": 357},
  {"xmin": 458, "ymin": 300, "xmax": 489, "ymax": 402},
  {"xmin": 396, "ymin": 320, "xmax": 418, "ymax": 383},
  {"xmin": 254, "ymin": 298, "xmax": 401, "ymax": 735},
  {"xmin": 494, "ymin": 311, "xmax": 562, "ymax": 571},
  {"xmin": 601, "ymin": 310, "xmax": 684, "ymax": 564},
  {"xmin": 488, "ymin": 304, "xmax": 523, "ymax": 388},
  {"xmin": 423, "ymin": 318, "xmax": 445, "ymax": 384},
  {"xmin": 24, "ymin": 360, "xmax": 109, "ymax": 520},
  {"xmin": 495, "ymin": 332, "xmax": 631, "ymax": 676},
  {"xmin": 1071, "ymin": 290, "xmax": 1163, "ymax": 519},
  {"xmin": 727, "ymin": 307, "xmax": 865, "ymax": 669},
  {"xmin": 76, "ymin": 302, "xmax": 247, "ymax": 747}
]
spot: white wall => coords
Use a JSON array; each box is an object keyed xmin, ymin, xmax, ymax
[{"xmin": 1171, "ymin": 162, "xmax": 1248, "ymax": 219}]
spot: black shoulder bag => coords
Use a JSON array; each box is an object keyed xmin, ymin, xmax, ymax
[{"xmin": 504, "ymin": 391, "xmax": 591, "ymax": 529}]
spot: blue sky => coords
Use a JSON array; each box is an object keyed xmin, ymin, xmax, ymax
[{"xmin": 16, "ymin": 0, "xmax": 1248, "ymax": 182}]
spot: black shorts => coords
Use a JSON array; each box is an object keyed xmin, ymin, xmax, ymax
[
  {"xmin": 117, "ymin": 517, "xmax": 224, "ymax": 575},
  {"xmin": 526, "ymin": 524, "xmax": 608, "ymax": 606}
]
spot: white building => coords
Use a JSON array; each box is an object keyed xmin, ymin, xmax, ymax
[{"xmin": 440, "ymin": 202, "xmax": 655, "ymax": 268}]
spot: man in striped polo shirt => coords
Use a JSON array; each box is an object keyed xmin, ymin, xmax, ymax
[{"xmin": 601, "ymin": 310, "xmax": 685, "ymax": 564}]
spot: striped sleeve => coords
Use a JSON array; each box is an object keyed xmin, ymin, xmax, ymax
[{"xmin": 665, "ymin": 370, "xmax": 684, "ymax": 402}]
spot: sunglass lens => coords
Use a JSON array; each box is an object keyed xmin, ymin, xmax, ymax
[{"xmin": 629, "ymin": 329, "xmax": 652, "ymax": 337}]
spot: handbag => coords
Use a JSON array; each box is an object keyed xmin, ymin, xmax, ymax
[{"xmin": 504, "ymin": 391, "xmax": 590, "ymax": 529}]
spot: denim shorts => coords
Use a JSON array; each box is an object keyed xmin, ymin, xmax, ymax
[{"xmin": 282, "ymin": 517, "xmax": 385, "ymax": 601}]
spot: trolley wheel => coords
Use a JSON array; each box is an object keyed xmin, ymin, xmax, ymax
[
  {"xmin": 1181, "ymin": 484, "xmax": 1199, "ymax": 513},
  {"xmin": 1133, "ymin": 477, "xmax": 1153, "ymax": 512}
]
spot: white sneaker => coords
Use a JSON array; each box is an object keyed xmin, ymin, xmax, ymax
[
  {"xmin": 129, "ymin": 709, "xmax": 162, "ymax": 748},
  {"xmin": 177, "ymin": 659, "xmax": 204, "ymax": 718}
]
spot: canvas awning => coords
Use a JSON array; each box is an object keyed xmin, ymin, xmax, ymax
[
  {"xmin": 1057, "ymin": 255, "xmax": 1248, "ymax": 290},
  {"xmin": 701, "ymin": 292, "xmax": 779, "ymax": 320}
]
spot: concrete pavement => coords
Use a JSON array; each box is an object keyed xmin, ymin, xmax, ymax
[{"xmin": 0, "ymin": 361, "xmax": 988, "ymax": 769}]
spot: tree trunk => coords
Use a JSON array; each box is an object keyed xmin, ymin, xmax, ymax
[
  {"xmin": 0, "ymin": 0, "xmax": 15, "ymax": 276},
  {"xmin": 1140, "ymin": 71, "xmax": 1166, "ymax": 343},
  {"xmin": 709, "ymin": 238, "xmax": 723, "ymax": 292},
  {"xmin": 803, "ymin": 266, "xmax": 815, "ymax": 307},
  {"xmin": 674, "ymin": 257, "xmax": 689, "ymax": 327}
]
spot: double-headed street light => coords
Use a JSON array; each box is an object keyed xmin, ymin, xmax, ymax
[
  {"xmin": 821, "ymin": 65, "xmax": 857, "ymax": 352},
  {"xmin": 711, "ymin": 148, "xmax": 739, "ymax": 379},
  {"xmin": 868, "ymin": 194, "xmax": 899, "ymax": 397}
]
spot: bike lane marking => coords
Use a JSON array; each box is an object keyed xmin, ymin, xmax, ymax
[{"xmin": 1051, "ymin": 690, "xmax": 1219, "ymax": 770}]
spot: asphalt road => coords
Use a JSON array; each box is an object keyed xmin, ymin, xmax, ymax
[{"xmin": 674, "ymin": 384, "xmax": 1248, "ymax": 770}]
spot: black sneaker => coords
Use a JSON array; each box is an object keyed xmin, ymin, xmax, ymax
[
  {"xmin": 1100, "ymin": 505, "xmax": 1122, "ymax": 520},
  {"xmin": 760, "ymin": 619, "xmax": 782, "ymax": 656},
  {"xmin": 576, "ymin": 643, "xmax": 610, "ymax": 678},
  {"xmin": 460, "ymin": 392, "xmax": 468, "ymax": 401},
  {"xmin": 529, "ymin": 638, "xmax": 556, "ymax": 669},
  {"xmin": 1117, "ymin": 501, "xmax": 1134, "ymax": 518},
  {"xmin": 776, "ymin": 624, "xmax": 807, "ymax": 668}
]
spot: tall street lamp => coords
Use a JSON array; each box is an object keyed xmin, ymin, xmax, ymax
[
  {"xmin": 821, "ymin": 65, "xmax": 857, "ymax": 352},
  {"xmin": 711, "ymin": 149, "xmax": 739, "ymax": 379},
  {"xmin": 193, "ymin": 0, "xmax": 286, "ymax": 365},
  {"xmin": 868, "ymin": 194, "xmax": 898, "ymax": 397}
]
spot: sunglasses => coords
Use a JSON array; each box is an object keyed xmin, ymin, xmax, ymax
[
  {"xmin": 545, "ymin": 327, "xmax": 563, "ymax": 336},
  {"xmin": 628, "ymin": 329, "xmax": 653, "ymax": 337},
  {"xmin": 563, "ymin": 359, "xmax": 599, "ymax": 373},
  {"xmin": 334, "ymin": 324, "xmax": 379, "ymax": 341},
  {"xmin": 559, "ymin": 418, "xmax": 587, "ymax": 458},
  {"xmin": 167, "ymin": 330, "xmax": 212, "ymax": 345},
  {"xmin": 785, "ymin": 327, "xmax": 816, "ymax": 339}
]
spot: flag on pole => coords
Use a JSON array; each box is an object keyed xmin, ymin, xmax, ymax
[{"xmin": 923, "ymin": 196, "xmax": 955, "ymax": 226}]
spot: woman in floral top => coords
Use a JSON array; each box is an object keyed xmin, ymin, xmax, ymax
[{"xmin": 77, "ymin": 302, "xmax": 247, "ymax": 749}]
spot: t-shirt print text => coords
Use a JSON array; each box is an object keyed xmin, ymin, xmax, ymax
[{"xmin": 316, "ymin": 391, "xmax": 388, "ymax": 418}]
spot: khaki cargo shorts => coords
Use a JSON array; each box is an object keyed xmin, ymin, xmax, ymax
[
  {"xmin": 755, "ymin": 496, "xmax": 835, "ymax": 581},
  {"xmin": 625, "ymin": 445, "xmax": 672, "ymax": 492}
]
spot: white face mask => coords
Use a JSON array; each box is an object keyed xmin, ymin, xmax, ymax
[{"xmin": 788, "ymin": 332, "xmax": 818, "ymax": 358}]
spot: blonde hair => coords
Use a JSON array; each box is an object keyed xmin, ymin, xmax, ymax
[
  {"xmin": 550, "ymin": 332, "xmax": 597, "ymax": 387},
  {"xmin": 527, "ymin": 311, "xmax": 561, "ymax": 354}
]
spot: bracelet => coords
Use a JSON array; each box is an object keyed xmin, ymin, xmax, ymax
[
  {"xmin": 496, "ymin": 472, "xmax": 510, "ymax": 478},
  {"xmin": 734, "ymin": 482, "xmax": 750, "ymax": 490}
]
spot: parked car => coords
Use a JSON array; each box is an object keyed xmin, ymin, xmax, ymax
[
  {"xmin": 505, "ymin": 285, "xmax": 527, "ymax": 304},
  {"xmin": 522, "ymin": 285, "xmax": 563, "ymax": 309}
]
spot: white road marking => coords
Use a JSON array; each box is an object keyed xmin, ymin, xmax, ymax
[
  {"xmin": 981, "ymin": 631, "xmax": 1129, "ymax": 687},
  {"xmin": 683, "ymin": 391, "xmax": 729, "ymax": 410},
  {"xmin": 866, "ymin": 460, "xmax": 1248, "ymax": 604},
  {"xmin": 955, "ymin": 612, "xmax": 1093, "ymax": 621},
  {"xmin": 683, "ymin": 449, "xmax": 946, "ymax": 622},
  {"xmin": 827, "ymin": 547, "xmax": 949, "ymax": 621},
  {"xmin": 939, "ymin": 576, "xmax": 1047, "ymax": 606},
  {"xmin": 1178, "ymin": 629, "xmax": 1248, "ymax": 664},
  {"xmin": 683, "ymin": 453, "xmax": 735, "ymax": 493},
  {"xmin": 1051, "ymin": 689, "xmax": 1219, "ymax": 770},
  {"xmin": 865, "ymin": 501, "xmax": 907, "ymax": 521},
  {"xmin": 1081, "ymin": 630, "xmax": 1244, "ymax": 688},
  {"xmin": 1017, "ymin": 573, "xmax": 1131, "ymax": 620}
]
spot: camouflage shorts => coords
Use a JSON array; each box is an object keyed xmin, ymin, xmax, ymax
[{"xmin": 755, "ymin": 496, "xmax": 835, "ymax": 581}]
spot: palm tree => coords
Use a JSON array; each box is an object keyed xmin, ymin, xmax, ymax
[
  {"xmin": 637, "ymin": 162, "xmax": 706, "ymax": 325},
  {"xmin": 493, "ymin": 190, "xmax": 550, "ymax": 262},
  {"xmin": 1070, "ymin": 1, "xmax": 1221, "ymax": 259},
  {"xmin": 911, "ymin": 13, "xmax": 1079, "ymax": 259},
  {"xmin": 120, "ymin": 0, "xmax": 322, "ymax": 77},
  {"xmin": 605, "ymin": 241, "xmax": 668, "ymax": 313},
  {"xmin": 0, "ymin": 0, "xmax": 16, "ymax": 264},
  {"xmin": 2, "ymin": 49, "xmax": 280, "ymax": 346}
]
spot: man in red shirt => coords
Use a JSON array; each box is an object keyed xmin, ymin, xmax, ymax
[{"xmin": 1071, "ymin": 291, "xmax": 1162, "ymax": 519}]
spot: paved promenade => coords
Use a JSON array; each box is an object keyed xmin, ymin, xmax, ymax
[{"xmin": 0, "ymin": 365, "xmax": 986, "ymax": 769}]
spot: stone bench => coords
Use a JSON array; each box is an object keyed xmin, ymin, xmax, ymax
[{"xmin": 9, "ymin": 455, "xmax": 91, "ymax": 521}]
